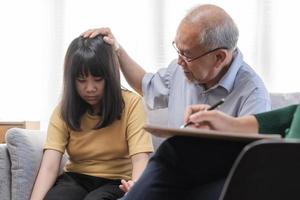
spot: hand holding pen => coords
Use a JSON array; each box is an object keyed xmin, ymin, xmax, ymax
[{"xmin": 181, "ymin": 98, "xmax": 225, "ymax": 128}]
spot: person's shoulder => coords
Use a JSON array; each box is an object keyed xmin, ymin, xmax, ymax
[
  {"xmin": 51, "ymin": 103, "xmax": 62, "ymax": 121},
  {"xmin": 155, "ymin": 59, "xmax": 180, "ymax": 73},
  {"xmin": 51, "ymin": 104, "xmax": 62, "ymax": 116},
  {"xmin": 121, "ymin": 89, "xmax": 145, "ymax": 114},
  {"xmin": 167, "ymin": 59, "xmax": 181, "ymax": 72},
  {"xmin": 233, "ymin": 65, "xmax": 269, "ymax": 102},
  {"xmin": 122, "ymin": 89, "xmax": 142, "ymax": 103},
  {"xmin": 236, "ymin": 64, "xmax": 265, "ymax": 87}
]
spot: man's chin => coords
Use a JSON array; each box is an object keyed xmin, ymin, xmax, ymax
[{"xmin": 184, "ymin": 73, "xmax": 198, "ymax": 83}]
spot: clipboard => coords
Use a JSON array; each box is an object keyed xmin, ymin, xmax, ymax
[{"xmin": 144, "ymin": 124, "xmax": 282, "ymax": 142}]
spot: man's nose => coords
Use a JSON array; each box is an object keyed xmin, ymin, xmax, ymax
[{"xmin": 177, "ymin": 55, "xmax": 187, "ymax": 69}]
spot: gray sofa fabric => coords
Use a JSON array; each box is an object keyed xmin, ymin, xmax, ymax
[
  {"xmin": 6, "ymin": 128, "xmax": 46, "ymax": 200},
  {"xmin": 270, "ymin": 92, "xmax": 300, "ymax": 109},
  {"xmin": 3, "ymin": 128, "xmax": 68, "ymax": 200},
  {"xmin": 0, "ymin": 144, "xmax": 10, "ymax": 200}
]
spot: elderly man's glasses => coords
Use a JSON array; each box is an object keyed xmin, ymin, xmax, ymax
[{"xmin": 172, "ymin": 41, "xmax": 228, "ymax": 62}]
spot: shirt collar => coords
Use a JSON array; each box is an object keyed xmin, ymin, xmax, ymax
[
  {"xmin": 192, "ymin": 48, "xmax": 243, "ymax": 93},
  {"xmin": 217, "ymin": 48, "xmax": 243, "ymax": 93}
]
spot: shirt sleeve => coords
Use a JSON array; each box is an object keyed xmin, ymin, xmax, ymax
[
  {"xmin": 43, "ymin": 106, "xmax": 69, "ymax": 153},
  {"xmin": 141, "ymin": 60, "xmax": 177, "ymax": 109},
  {"xmin": 254, "ymin": 104, "xmax": 298, "ymax": 137},
  {"xmin": 238, "ymin": 88, "xmax": 271, "ymax": 116},
  {"xmin": 126, "ymin": 96, "xmax": 154, "ymax": 156}
]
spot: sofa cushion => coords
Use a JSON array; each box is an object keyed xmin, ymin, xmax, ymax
[
  {"xmin": 6, "ymin": 128, "xmax": 46, "ymax": 200},
  {"xmin": 0, "ymin": 144, "xmax": 11, "ymax": 200},
  {"xmin": 270, "ymin": 92, "xmax": 300, "ymax": 110}
]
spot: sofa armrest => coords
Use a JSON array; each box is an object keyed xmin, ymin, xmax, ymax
[
  {"xmin": 0, "ymin": 144, "xmax": 11, "ymax": 200},
  {"xmin": 6, "ymin": 128, "xmax": 47, "ymax": 200}
]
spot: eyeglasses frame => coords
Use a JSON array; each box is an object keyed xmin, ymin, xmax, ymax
[{"xmin": 172, "ymin": 41, "xmax": 228, "ymax": 62}]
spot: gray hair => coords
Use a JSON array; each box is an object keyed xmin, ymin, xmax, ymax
[
  {"xmin": 199, "ymin": 18, "xmax": 239, "ymax": 51},
  {"xmin": 184, "ymin": 4, "xmax": 239, "ymax": 51}
]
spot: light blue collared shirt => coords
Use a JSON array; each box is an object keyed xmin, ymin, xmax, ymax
[{"xmin": 142, "ymin": 49, "xmax": 271, "ymax": 127}]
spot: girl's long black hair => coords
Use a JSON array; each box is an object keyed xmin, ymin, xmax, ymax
[{"xmin": 61, "ymin": 35, "xmax": 124, "ymax": 131}]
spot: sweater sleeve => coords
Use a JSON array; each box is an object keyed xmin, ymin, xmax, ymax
[
  {"xmin": 285, "ymin": 105, "xmax": 300, "ymax": 139},
  {"xmin": 254, "ymin": 105, "xmax": 298, "ymax": 137}
]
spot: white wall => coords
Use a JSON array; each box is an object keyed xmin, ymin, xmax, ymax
[{"xmin": 0, "ymin": 0, "xmax": 299, "ymax": 130}]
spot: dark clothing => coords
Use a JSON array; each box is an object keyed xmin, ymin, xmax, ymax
[
  {"xmin": 124, "ymin": 137, "xmax": 249, "ymax": 200},
  {"xmin": 44, "ymin": 172, "xmax": 124, "ymax": 200},
  {"xmin": 123, "ymin": 104, "xmax": 300, "ymax": 200},
  {"xmin": 255, "ymin": 104, "xmax": 300, "ymax": 138}
]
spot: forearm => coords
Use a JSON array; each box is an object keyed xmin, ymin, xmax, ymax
[
  {"xmin": 30, "ymin": 150, "xmax": 62, "ymax": 200},
  {"xmin": 131, "ymin": 153, "xmax": 150, "ymax": 181},
  {"xmin": 30, "ymin": 167, "xmax": 58, "ymax": 200},
  {"xmin": 117, "ymin": 46, "xmax": 146, "ymax": 95},
  {"xmin": 233, "ymin": 115, "xmax": 259, "ymax": 133}
]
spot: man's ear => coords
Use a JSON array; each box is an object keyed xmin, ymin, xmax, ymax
[{"xmin": 214, "ymin": 49, "xmax": 228, "ymax": 68}]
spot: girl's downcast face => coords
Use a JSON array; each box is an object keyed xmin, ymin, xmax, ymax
[{"xmin": 75, "ymin": 73, "xmax": 105, "ymax": 112}]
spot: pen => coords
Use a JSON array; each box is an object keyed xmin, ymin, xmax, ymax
[
  {"xmin": 206, "ymin": 98, "xmax": 225, "ymax": 111},
  {"xmin": 180, "ymin": 98, "xmax": 225, "ymax": 128}
]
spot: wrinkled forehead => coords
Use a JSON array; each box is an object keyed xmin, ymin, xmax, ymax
[{"xmin": 175, "ymin": 21, "xmax": 202, "ymax": 51}]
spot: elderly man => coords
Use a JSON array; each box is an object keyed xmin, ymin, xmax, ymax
[
  {"xmin": 83, "ymin": 5, "xmax": 270, "ymax": 128},
  {"xmin": 83, "ymin": 4, "xmax": 270, "ymax": 200}
]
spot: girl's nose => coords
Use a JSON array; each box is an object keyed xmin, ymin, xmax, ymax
[{"xmin": 86, "ymin": 82, "xmax": 97, "ymax": 92}]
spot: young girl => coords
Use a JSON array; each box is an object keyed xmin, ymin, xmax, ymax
[{"xmin": 30, "ymin": 35, "xmax": 154, "ymax": 200}]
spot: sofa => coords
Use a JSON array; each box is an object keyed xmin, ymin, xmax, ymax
[{"xmin": 0, "ymin": 92, "xmax": 300, "ymax": 200}]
